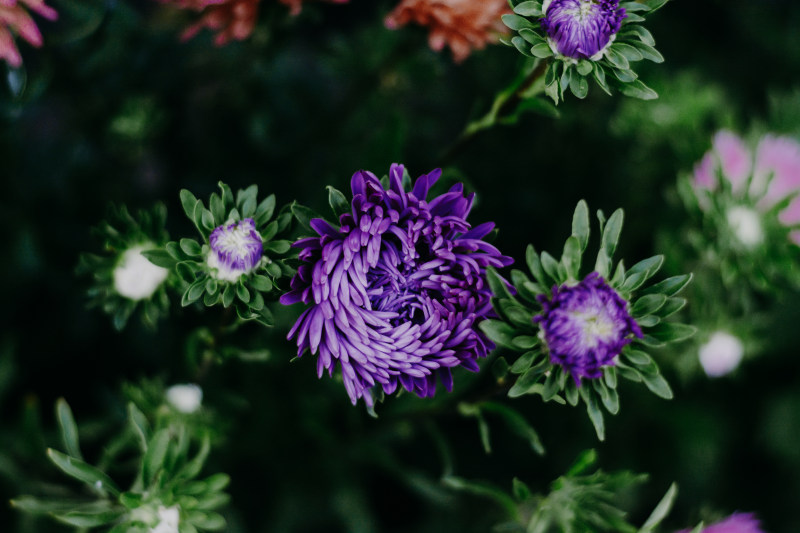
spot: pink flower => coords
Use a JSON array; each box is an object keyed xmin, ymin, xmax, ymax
[
  {"xmin": 0, "ymin": 0, "xmax": 57, "ymax": 68},
  {"xmin": 692, "ymin": 130, "xmax": 800, "ymax": 245},
  {"xmin": 677, "ymin": 512, "xmax": 765, "ymax": 533},
  {"xmin": 167, "ymin": 0, "xmax": 260, "ymax": 46},
  {"xmin": 693, "ymin": 130, "xmax": 752, "ymax": 193},
  {"xmin": 384, "ymin": 0, "xmax": 511, "ymax": 63}
]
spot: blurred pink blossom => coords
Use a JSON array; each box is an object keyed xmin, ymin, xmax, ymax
[
  {"xmin": 0, "ymin": 0, "xmax": 57, "ymax": 68},
  {"xmin": 279, "ymin": 0, "xmax": 348, "ymax": 16},
  {"xmin": 384, "ymin": 0, "xmax": 511, "ymax": 63},
  {"xmin": 693, "ymin": 130, "xmax": 752, "ymax": 192},
  {"xmin": 677, "ymin": 512, "xmax": 765, "ymax": 533},
  {"xmin": 693, "ymin": 130, "xmax": 800, "ymax": 244}
]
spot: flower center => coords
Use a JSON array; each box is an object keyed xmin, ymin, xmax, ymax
[
  {"xmin": 113, "ymin": 244, "xmax": 169, "ymax": 301},
  {"xmin": 207, "ymin": 218, "xmax": 263, "ymax": 282},
  {"xmin": 367, "ymin": 243, "xmax": 434, "ymax": 326}
]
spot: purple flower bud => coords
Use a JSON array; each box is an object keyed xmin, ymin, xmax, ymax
[
  {"xmin": 535, "ymin": 272, "xmax": 641, "ymax": 383},
  {"xmin": 281, "ymin": 164, "xmax": 513, "ymax": 406},
  {"xmin": 207, "ymin": 218, "xmax": 263, "ymax": 282},
  {"xmin": 541, "ymin": 0, "xmax": 626, "ymax": 60},
  {"xmin": 676, "ymin": 512, "xmax": 765, "ymax": 533}
]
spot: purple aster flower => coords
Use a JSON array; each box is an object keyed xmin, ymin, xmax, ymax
[
  {"xmin": 676, "ymin": 512, "xmax": 765, "ymax": 533},
  {"xmin": 541, "ymin": 0, "xmax": 626, "ymax": 60},
  {"xmin": 207, "ymin": 218, "xmax": 263, "ymax": 282},
  {"xmin": 280, "ymin": 164, "xmax": 513, "ymax": 406},
  {"xmin": 535, "ymin": 272, "xmax": 642, "ymax": 383}
]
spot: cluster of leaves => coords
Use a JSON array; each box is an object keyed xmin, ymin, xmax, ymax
[
  {"xmin": 502, "ymin": 0, "xmax": 668, "ymax": 104},
  {"xmin": 676, "ymin": 171, "xmax": 800, "ymax": 297},
  {"xmin": 446, "ymin": 450, "xmax": 677, "ymax": 533},
  {"xmin": 12, "ymin": 397, "xmax": 228, "ymax": 532},
  {"xmin": 76, "ymin": 203, "xmax": 172, "ymax": 330},
  {"xmin": 145, "ymin": 182, "xmax": 296, "ymax": 327},
  {"xmin": 481, "ymin": 201, "xmax": 695, "ymax": 440}
]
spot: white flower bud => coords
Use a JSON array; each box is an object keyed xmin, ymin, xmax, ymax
[
  {"xmin": 166, "ymin": 384, "xmax": 203, "ymax": 414},
  {"xmin": 726, "ymin": 206, "xmax": 764, "ymax": 248},
  {"xmin": 698, "ymin": 331, "xmax": 744, "ymax": 377},
  {"xmin": 149, "ymin": 505, "xmax": 180, "ymax": 533},
  {"xmin": 113, "ymin": 245, "xmax": 169, "ymax": 301}
]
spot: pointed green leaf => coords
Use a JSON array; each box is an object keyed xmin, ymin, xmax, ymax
[
  {"xmin": 639, "ymin": 483, "xmax": 678, "ymax": 532},
  {"xmin": 47, "ymin": 449, "xmax": 120, "ymax": 497},
  {"xmin": 56, "ymin": 399, "xmax": 82, "ymax": 460}
]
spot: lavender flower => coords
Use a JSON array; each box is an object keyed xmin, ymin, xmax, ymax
[
  {"xmin": 281, "ymin": 164, "xmax": 513, "ymax": 406},
  {"xmin": 206, "ymin": 218, "xmax": 263, "ymax": 282},
  {"xmin": 535, "ymin": 272, "xmax": 642, "ymax": 383},
  {"xmin": 677, "ymin": 512, "xmax": 765, "ymax": 533},
  {"xmin": 541, "ymin": 0, "xmax": 626, "ymax": 60}
]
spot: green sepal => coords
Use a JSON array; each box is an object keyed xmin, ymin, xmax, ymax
[
  {"xmin": 513, "ymin": 0, "xmax": 543, "ymax": 17},
  {"xmin": 502, "ymin": 13, "xmax": 536, "ymax": 31},
  {"xmin": 46, "ymin": 449, "xmax": 120, "ymax": 497},
  {"xmin": 620, "ymin": 79, "xmax": 658, "ymax": 100}
]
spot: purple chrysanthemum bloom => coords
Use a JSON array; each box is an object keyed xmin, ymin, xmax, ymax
[
  {"xmin": 535, "ymin": 272, "xmax": 642, "ymax": 383},
  {"xmin": 541, "ymin": 0, "xmax": 626, "ymax": 60},
  {"xmin": 676, "ymin": 512, "xmax": 765, "ymax": 533},
  {"xmin": 207, "ymin": 218, "xmax": 263, "ymax": 282},
  {"xmin": 280, "ymin": 164, "xmax": 513, "ymax": 406}
]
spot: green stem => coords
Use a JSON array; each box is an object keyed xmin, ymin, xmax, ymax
[{"xmin": 440, "ymin": 58, "xmax": 551, "ymax": 164}]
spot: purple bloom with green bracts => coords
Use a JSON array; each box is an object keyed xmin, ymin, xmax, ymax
[
  {"xmin": 280, "ymin": 164, "xmax": 513, "ymax": 406},
  {"xmin": 535, "ymin": 272, "xmax": 642, "ymax": 383},
  {"xmin": 207, "ymin": 218, "xmax": 263, "ymax": 282},
  {"xmin": 676, "ymin": 512, "xmax": 765, "ymax": 533},
  {"xmin": 541, "ymin": 0, "xmax": 626, "ymax": 60}
]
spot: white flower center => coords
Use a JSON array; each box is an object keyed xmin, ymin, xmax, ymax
[
  {"xmin": 166, "ymin": 384, "xmax": 203, "ymax": 414},
  {"xmin": 113, "ymin": 245, "xmax": 169, "ymax": 301},
  {"xmin": 569, "ymin": 310, "xmax": 617, "ymax": 348},
  {"xmin": 726, "ymin": 206, "xmax": 764, "ymax": 247},
  {"xmin": 149, "ymin": 505, "xmax": 180, "ymax": 533},
  {"xmin": 698, "ymin": 331, "xmax": 744, "ymax": 377}
]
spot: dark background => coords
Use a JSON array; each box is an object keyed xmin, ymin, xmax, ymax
[{"xmin": 2, "ymin": 0, "xmax": 800, "ymax": 531}]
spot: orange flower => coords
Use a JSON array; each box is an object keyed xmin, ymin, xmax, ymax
[
  {"xmin": 173, "ymin": 0, "xmax": 260, "ymax": 46},
  {"xmin": 385, "ymin": 0, "xmax": 510, "ymax": 63},
  {"xmin": 0, "ymin": 0, "xmax": 57, "ymax": 67},
  {"xmin": 278, "ymin": 0, "xmax": 349, "ymax": 17}
]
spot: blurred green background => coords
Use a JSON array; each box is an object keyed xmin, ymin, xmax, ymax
[{"xmin": 2, "ymin": 0, "xmax": 800, "ymax": 531}]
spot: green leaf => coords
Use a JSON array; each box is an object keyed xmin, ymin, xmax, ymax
[
  {"xmin": 540, "ymin": 251, "xmax": 562, "ymax": 284},
  {"xmin": 649, "ymin": 322, "xmax": 696, "ymax": 343},
  {"xmin": 632, "ymin": 294, "xmax": 667, "ymax": 317},
  {"xmin": 512, "ymin": 477, "xmax": 532, "ymax": 502},
  {"xmin": 614, "ymin": 43, "xmax": 644, "ymax": 62},
  {"xmin": 236, "ymin": 283, "xmax": 250, "ymax": 304},
  {"xmin": 561, "ymin": 236, "xmax": 582, "ymax": 280},
  {"xmin": 141, "ymin": 249, "xmax": 175, "ymax": 269},
  {"xmin": 502, "ymin": 13, "xmax": 536, "ymax": 30},
  {"xmin": 53, "ymin": 510, "xmax": 124, "ymax": 527},
  {"xmin": 531, "ymin": 42, "xmax": 553, "ymax": 58},
  {"xmin": 526, "ymin": 244, "xmax": 548, "ymax": 287},
  {"xmin": 581, "ymin": 387, "xmax": 606, "ymax": 441},
  {"xmin": 487, "ymin": 266, "xmax": 514, "ymax": 299},
  {"xmin": 620, "ymin": 79, "xmax": 659, "ymax": 100},
  {"xmin": 182, "ymin": 281, "xmax": 205, "ymax": 307},
  {"xmin": 56, "ymin": 398, "xmax": 82, "ymax": 460},
  {"xmin": 518, "ymin": 28, "xmax": 545, "ymax": 45},
  {"xmin": 566, "ymin": 449, "xmax": 597, "ymax": 476},
  {"xmin": 46, "ymin": 449, "xmax": 120, "ymax": 497},
  {"xmin": 222, "ymin": 283, "xmax": 235, "ymax": 308},
  {"xmin": 592, "ymin": 63, "xmax": 612, "ymax": 95},
  {"xmin": 142, "ymin": 429, "xmax": 171, "ymax": 485},
  {"xmin": 569, "ymin": 74, "xmax": 589, "ymax": 99},
  {"xmin": 264, "ymin": 240, "xmax": 292, "ymax": 254},
  {"xmin": 640, "ymin": 274, "xmax": 693, "ymax": 296},
  {"xmin": 620, "ymin": 1, "xmax": 651, "ymax": 12},
  {"xmin": 482, "ymin": 402, "xmax": 545, "ymax": 455},
  {"xmin": 641, "ymin": 372, "xmax": 673, "ymax": 399},
  {"xmin": 177, "ymin": 434, "xmax": 211, "ymax": 481},
  {"xmin": 255, "ymin": 194, "xmax": 276, "ymax": 226},
  {"xmin": 629, "ymin": 40, "xmax": 664, "ymax": 63},
  {"xmin": 626, "ymin": 255, "xmax": 664, "ymax": 283},
  {"xmin": 209, "ymin": 193, "xmax": 225, "ymax": 226},
  {"xmin": 179, "ymin": 238, "xmax": 202, "ymax": 257},
  {"xmin": 642, "ymin": 0, "xmax": 668, "ymax": 12},
  {"xmin": 655, "ymin": 297, "xmax": 686, "ymax": 318},
  {"xmin": 600, "ymin": 208, "xmax": 624, "ymax": 261},
  {"xmin": 509, "ymin": 350, "xmax": 539, "ymax": 374},
  {"xmin": 327, "ymin": 186, "xmax": 350, "ymax": 219},
  {"xmin": 639, "ymin": 483, "xmax": 678, "ymax": 532},
  {"xmin": 128, "ymin": 402, "xmax": 150, "ymax": 451},
  {"xmin": 613, "ymin": 67, "xmax": 638, "ymax": 83},
  {"xmin": 239, "ymin": 186, "xmax": 258, "ymax": 218},
  {"xmin": 619, "ymin": 25, "xmax": 656, "ymax": 46},
  {"xmin": 576, "ymin": 60, "xmax": 593, "ymax": 76},
  {"xmin": 572, "ymin": 200, "xmax": 590, "ymax": 252},
  {"xmin": 479, "ymin": 320, "xmax": 516, "ymax": 349},
  {"xmin": 513, "ymin": 0, "xmax": 543, "ymax": 17},
  {"xmin": 251, "ymin": 275, "xmax": 273, "ymax": 292},
  {"xmin": 511, "ymin": 36, "xmax": 535, "ymax": 57},
  {"xmin": 180, "ymin": 189, "xmax": 199, "ymax": 220},
  {"xmin": 290, "ymin": 202, "xmax": 322, "ymax": 233},
  {"xmin": 605, "ymin": 47, "xmax": 630, "ymax": 70}
]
